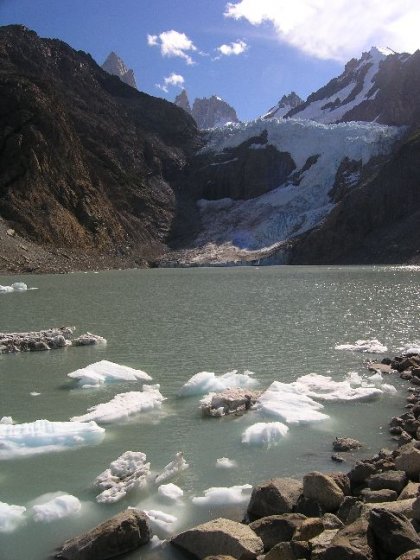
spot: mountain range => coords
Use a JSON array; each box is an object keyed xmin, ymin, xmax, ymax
[{"xmin": 0, "ymin": 25, "xmax": 419, "ymax": 272}]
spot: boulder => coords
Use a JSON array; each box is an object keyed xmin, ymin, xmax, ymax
[
  {"xmin": 399, "ymin": 482, "xmax": 420, "ymax": 501},
  {"xmin": 246, "ymin": 478, "xmax": 303, "ymax": 521},
  {"xmin": 411, "ymin": 496, "xmax": 420, "ymax": 521},
  {"xmin": 348, "ymin": 461, "xmax": 377, "ymax": 486},
  {"xmin": 310, "ymin": 529, "xmax": 341, "ymax": 560},
  {"xmin": 249, "ymin": 513, "xmax": 306, "ymax": 551},
  {"xmin": 294, "ymin": 495, "xmax": 325, "ymax": 517},
  {"xmin": 55, "ymin": 509, "xmax": 150, "ymax": 560},
  {"xmin": 362, "ymin": 498, "xmax": 415, "ymax": 519},
  {"xmin": 315, "ymin": 517, "xmax": 375, "ymax": 560},
  {"xmin": 368, "ymin": 471, "xmax": 408, "ymax": 493},
  {"xmin": 333, "ymin": 437, "xmax": 362, "ymax": 452},
  {"xmin": 303, "ymin": 472, "xmax": 345, "ymax": 512},
  {"xmin": 369, "ymin": 508, "xmax": 420, "ymax": 559},
  {"xmin": 200, "ymin": 388, "xmax": 259, "ymax": 417},
  {"xmin": 336, "ymin": 496, "xmax": 363, "ymax": 524},
  {"xmin": 395, "ymin": 442, "xmax": 420, "ymax": 479},
  {"xmin": 361, "ymin": 488, "xmax": 398, "ymax": 503},
  {"xmin": 396, "ymin": 551, "xmax": 420, "ymax": 560},
  {"xmin": 292, "ymin": 518, "xmax": 325, "ymax": 541},
  {"xmin": 171, "ymin": 518, "xmax": 263, "ymax": 560},
  {"xmin": 264, "ymin": 540, "xmax": 310, "ymax": 560}
]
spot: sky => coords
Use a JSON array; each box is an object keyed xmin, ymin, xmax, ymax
[{"xmin": 1, "ymin": 0, "xmax": 420, "ymax": 121}]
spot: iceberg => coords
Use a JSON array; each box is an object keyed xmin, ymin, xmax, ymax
[
  {"xmin": 0, "ymin": 419, "xmax": 105, "ymax": 460},
  {"xmin": 241, "ymin": 422, "xmax": 289, "ymax": 446},
  {"xmin": 0, "ymin": 282, "xmax": 28, "ymax": 294},
  {"xmin": 31, "ymin": 493, "xmax": 81, "ymax": 522},
  {"xmin": 0, "ymin": 501, "xmax": 26, "ymax": 532},
  {"xmin": 216, "ymin": 457, "xmax": 237, "ymax": 469},
  {"xmin": 68, "ymin": 360, "xmax": 152, "ymax": 388},
  {"xmin": 70, "ymin": 385, "xmax": 165, "ymax": 423},
  {"xmin": 192, "ymin": 484, "xmax": 252, "ymax": 507},
  {"xmin": 335, "ymin": 339, "xmax": 388, "ymax": 353},
  {"xmin": 293, "ymin": 373, "xmax": 383, "ymax": 402},
  {"xmin": 95, "ymin": 451, "xmax": 150, "ymax": 504},
  {"xmin": 158, "ymin": 483, "xmax": 184, "ymax": 502},
  {"xmin": 155, "ymin": 452, "xmax": 189, "ymax": 485},
  {"xmin": 178, "ymin": 370, "xmax": 258, "ymax": 397}
]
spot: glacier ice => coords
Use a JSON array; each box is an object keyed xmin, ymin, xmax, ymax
[
  {"xmin": 158, "ymin": 483, "xmax": 184, "ymax": 502},
  {"xmin": 178, "ymin": 370, "xmax": 258, "ymax": 397},
  {"xmin": 241, "ymin": 422, "xmax": 289, "ymax": 446},
  {"xmin": 68, "ymin": 360, "xmax": 152, "ymax": 388},
  {"xmin": 95, "ymin": 451, "xmax": 150, "ymax": 504},
  {"xmin": 0, "ymin": 501, "xmax": 26, "ymax": 532},
  {"xmin": 70, "ymin": 385, "xmax": 165, "ymax": 423},
  {"xmin": 192, "ymin": 484, "xmax": 252, "ymax": 507},
  {"xmin": 335, "ymin": 339, "xmax": 388, "ymax": 353},
  {"xmin": 154, "ymin": 452, "xmax": 189, "ymax": 485},
  {"xmin": 0, "ymin": 419, "xmax": 105, "ymax": 460},
  {"xmin": 31, "ymin": 493, "xmax": 81, "ymax": 522}
]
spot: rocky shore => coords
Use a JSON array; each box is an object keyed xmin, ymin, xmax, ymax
[{"xmin": 53, "ymin": 351, "xmax": 420, "ymax": 560}]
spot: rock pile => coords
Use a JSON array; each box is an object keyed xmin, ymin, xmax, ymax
[{"xmin": 0, "ymin": 327, "xmax": 105, "ymax": 353}]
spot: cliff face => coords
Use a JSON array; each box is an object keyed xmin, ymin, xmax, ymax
[
  {"xmin": 174, "ymin": 90, "xmax": 239, "ymax": 129},
  {"xmin": 0, "ymin": 25, "xmax": 199, "ymax": 263}
]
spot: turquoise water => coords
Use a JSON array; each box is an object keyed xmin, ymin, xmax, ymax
[{"xmin": 0, "ymin": 266, "xmax": 419, "ymax": 559}]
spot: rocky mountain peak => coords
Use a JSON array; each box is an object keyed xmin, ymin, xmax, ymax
[
  {"xmin": 262, "ymin": 91, "xmax": 304, "ymax": 119},
  {"xmin": 174, "ymin": 89, "xmax": 192, "ymax": 114},
  {"xmin": 102, "ymin": 51, "xmax": 137, "ymax": 89},
  {"xmin": 191, "ymin": 95, "xmax": 239, "ymax": 129}
]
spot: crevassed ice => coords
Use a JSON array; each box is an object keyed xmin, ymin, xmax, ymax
[
  {"xmin": 0, "ymin": 501, "xmax": 26, "ymax": 532},
  {"xmin": 95, "ymin": 451, "xmax": 150, "ymax": 504},
  {"xmin": 335, "ymin": 339, "xmax": 388, "ymax": 353},
  {"xmin": 68, "ymin": 360, "xmax": 152, "ymax": 388},
  {"xmin": 178, "ymin": 370, "xmax": 258, "ymax": 397},
  {"xmin": 0, "ymin": 419, "xmax": 105, "ymax": 460},
  {"xmin": 192, "ymin": 484, "xmax": 252, "ymax": 506},
  {"xmin": 31, "ymin": 493, "xmax": 81, "ymax": 522},
  {"xmin": 70, "ymin": 386, "xmax": 165, "ymax": 424},
  {"xmin": 241, "ymin": 422, "xmax": 289, "ymax": 446}
]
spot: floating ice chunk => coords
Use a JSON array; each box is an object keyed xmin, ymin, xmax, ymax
[
  {"xmin": 192, "ymin": 484, "xmax": 252, "ymax": 507},
  {"xmin": 31, "ymin": 493, "xmax": 81, "ymax": 522},
  {"xmin": 150, "ymin": 535, "xmax": 165, "ymax": 549},
  {"xmin": 0, "ymin": 282, "xmax": 28, "ymax": 294},
  {"xmin": 335, "ymin": 339, "xmax": 388, "ymax": 353},
  {"xmin": 293, "ymin": 373, "xmax": 383, "ymax": 402},
  {"xmin": 178, "ymin": 370, "xmax": 258, "ymax": 397},
  {"xmin": 216, "ymin": 457, "xmax": 237, "ymax": 469},
  {"xmin": 241, "ymin": 422, "xmax": 289, "ymax": 446},
  {"xmin": 401, "ymin": 344, "xmax": 420, "ymax": 355},
  {"xmin": 70, "ymin": 386, "xmax": 165, "ymax": 424},
  {"xmin": 0, "ymin": 416, "xmax": 14, "ymax": 424},
  {"xmin": 95, "ymin": 451, "xmax": 150, "ymax": 504},
  {"xmin": 0, "ymin": 419, "xmax": 105, "ymax": 460},
  {"xmin": 144, "ymin": 509, "xmax": 177, "ymax": 537},
  {"xmin": 158, "ymin": 483, "xmax": 184, "ymax": 502},
  {"xmin": 68, "ymin": 360, "xmax": 152, "ymax": 388},
  {"xmin": 155, "ymin": 452, "xmax": 189, "ymax": 485},
  {"xmin": 30, "ymin": 392, "xmax": 41, "ymax": 397},
  {"xmin": 0, "ymin": 285, "xmax": 13, "ymax": 293},
  {"xmin": 258, "ymin": 381, "xmax": 329, "ymax": 424},
  {"xmin": 381, "ymin": 384, "xmax": 397, "ymax": 394},
  {"xmin": 0, "ymin": 501, "xmax": 26, "ymax": 532}
]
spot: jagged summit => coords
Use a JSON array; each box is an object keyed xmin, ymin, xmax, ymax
[
  {"xmin": 262, "ymin": 91, "xmax": 304, "ymax": 120},
  {"xmin": 102, "ymin": 51, "xmax": 137, "ymax": 89},
  {"xmin": 174, "ymin": 91, "xmax": 239, "ymax": 129},
  {"xmin": 174, "ymin": 89, "xmax": 191, "ymax": 113}
]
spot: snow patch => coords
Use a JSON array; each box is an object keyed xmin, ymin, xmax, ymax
[
  {"xmin": 0, "ymin": 419, "xmax": 105, "ymax": 460},
  {"xmin": 178, "ymin": 370, "xmax": 257, "ymax": 397},
  {"xmin": 241, "ymin": 422, "xmax": 289, "ymax": 446},
  {"xmin": 335, "ymin": 339, "xmax": 388, "ymax": 353},
  {"xmin": 68, "ymin": 360, "xmax": 152, "ymax": 388},
  {"xmin": 70, "ymin": 385, "xmax": 165, "ymax": 423}
]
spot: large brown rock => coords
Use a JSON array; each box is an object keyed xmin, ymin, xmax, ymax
[
  {"xmin": 171, "ymin": 518, "xmax": 263, "ymax": 560},
  {"xmin": 395, "ymin": 442, "xmax": 420, "ymax": 479},
  {"xmin": 264, "ymin": 540, "xmax": 310, "ymax": 560},
  {"xmin": 303, "ymin": 471, "xmax": 345, "ymax": 512},
  {"xmin": 249, "ymin": 513, "xmax": 306, "ymax": 551},
  {"xmin": 315, "ymin": 517, "xmax": 375, "ymax": 560},
  {"xmin": 246, "ymin": 478, "xmax": 303, "ymax": 521},
  {"xmin": 55, "ymin": 509, "xmax": 150, "ymax": 560},
  {"xmin": 368, "ymin": 471, "xmax": 408, "ymax": 493},
  {"xmin": 369, "ymin": 508, "xmax": 420, "ymax": 559},
  {"xmin": 396, "ymin": 551, "xmax": 420, "ymax": 560}
]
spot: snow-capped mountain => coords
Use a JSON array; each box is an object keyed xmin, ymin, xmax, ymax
[
  {"xmin": 174, "ymin": 90, "xmax": 239, "ymax": 129},
  {"xmin": 262, "ymin": 92, "xmax": 303, "ymax": 120},
  {"xmin": 102, "ymin": 51, "xmax": 137, "ymax": 89},
  {"xmin": 264, "ymin": 47, "xmax": 420, "ymax": 128}
]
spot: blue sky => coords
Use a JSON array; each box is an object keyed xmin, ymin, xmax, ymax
[{"xmin": 1, "ymin": 0, "xmax": 419, "ymax": 121}]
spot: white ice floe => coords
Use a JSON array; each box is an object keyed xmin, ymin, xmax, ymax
[
  {"xmin": 144, "ymin": 509, "xmax": 177, "ymax": 537},
  {"xmin": 158, "ymin": 483, "xmax": 184, "ymax": 502},
  {"xmin": 31, "ymin": 493, "xmax": 81, "ymax": 522},
  {"xmin": 0, "ymin": 501, "xmax": 26, "ymax": 532},
  {"xmin": 335, "ymin": 339, "xmax": 388, "ymax": 353},
  {"xmin": 0, "ymin": 416, "xmax": 14, "ymax": 425},
  {"xmin": 192, "ymin": 484, "xmax": 252, "ymax": 507},
  {"xmin": 154, "ymin": 452, "xmax": 189, "ymax": 485},
  {"xmin": 95, "ymin": 451, "xmax": 150, "ymax": 504},
  {"xmin": 216, "ymin": 457, "xmax": 237, "ymax": 469},
  {"xmin": 381, "ymin": 384, "xmax": 398, "ymax": 394},
  {"xmin": 178, "ymin": 370, "xmax": 258, "ymax": 397},
  {"xmin": 70, "ymin": 385, "xmax": 165, "ymax": 424},
  {"xmin": 0, "ymin": 282, "xmax": 28, "ymax": 294},
  {"xmin": 400, "ymin": 344, "xmax": 420, "ymax": 355},
  {"xmin": 0, "ymin": 419, "xmax": 105, "ymax": 460},
  {"xmin": 68, "ymin": 360, "xmax": 152, "ymax": 388},
  {"xmin": 293, "ymin": 373, "xmax": 383, "ymax": 402},
  {"xmin": 30, "ymin": 392, "xmax": 41, "ymax": 397},
  {"xmin": 241, "ymin": 422, "xmax": 289, "ymax": 446}
]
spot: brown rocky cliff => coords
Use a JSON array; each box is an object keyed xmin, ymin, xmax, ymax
[{"xmin": 0, "ymin": 25, "xmax": 200, "ymax": 262}]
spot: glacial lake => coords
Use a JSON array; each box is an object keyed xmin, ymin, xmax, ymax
[{"xmin": 0, "ymin": 265, "xmax": 419, "ymax": 560}]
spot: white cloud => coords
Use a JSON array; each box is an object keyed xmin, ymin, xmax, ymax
[
  {"xmin": 155, "ymin": 72, "xmax": 185, "ymax": 93},
  {"xmin": 147, "ymin": 30, "xmax": 197, "ymax": 65},
  {"xmin": 217, "ymin": 39, "xmax": 248, "ymax": 56},
  {"xmin": 224, "ymin": 0, "xmax": 420, "ymax": 61}
]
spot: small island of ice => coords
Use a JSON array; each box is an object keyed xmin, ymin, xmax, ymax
[
  {"xmin": 241, "ymin": 422, "xmax": 289, "ymax": 446},
  {"xmin": 158, "ymin": 483, "xmax": 184, "ymax": 502},
  {"xmin": 192, "ymin": 484, "xmax": 252, "ymax": 507},
  {"xmin": 178, "ymin": 369, "xmax": 258, "ymax": 397},
  {"xmin": 0, "ymin": 282, "xmax": 28, "ymax": 294},
  {"xmin": 68, "ymin": 360, "xmax": 152, "ymax": 388},
  {"xmin": 31, "ymin": 493, "xmax": 81, "ymax": 522}
]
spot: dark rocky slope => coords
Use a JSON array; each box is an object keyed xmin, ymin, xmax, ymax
[{"xmin": 0, "ymin": 25, "xmax": 200, "ymax": 270}]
